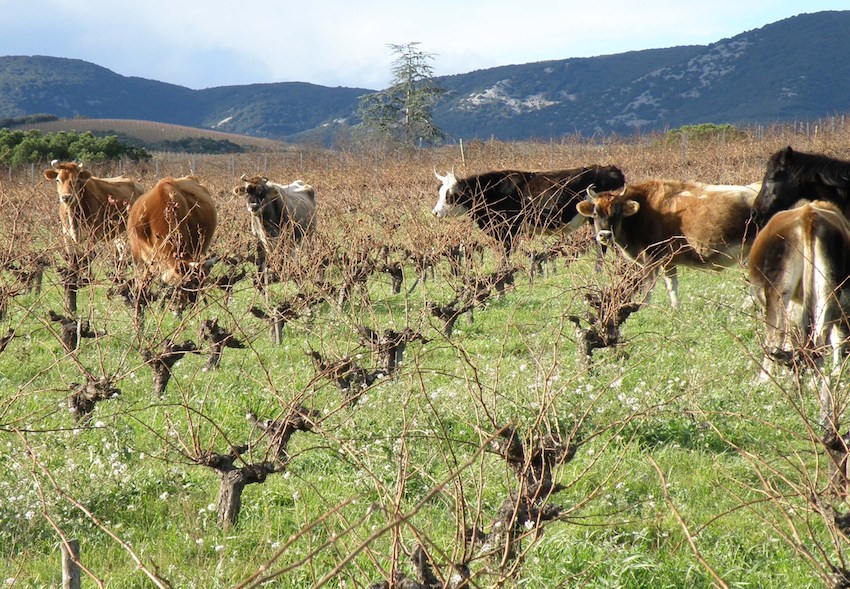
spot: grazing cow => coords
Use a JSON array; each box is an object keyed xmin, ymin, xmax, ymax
[
  {"xmin": 749, "ymin": 201, "xmax": 850, "ymax": 483},
  {"xmin": 232, "ymin": 175, "xmax": 318, "ymax": 273},
  {"xmin": 432, "ymin": 165, "xmax": 626, "ymax": 256},
  {"xmin": 577, "ymin": 179, "xmax": 760, "ymax": 307},
  {"xmin": 127, "ymin": 176, "xmax": 218, "ymax": 284},
  {"xmin": 43, "ymin": 160, "xmax": 145, "ymax": 257},
  {"xmin": 748, "ymin": 201, "xmax": 850, "ymax": 378},
  {"xmin": 753, "ymin": 146, "xmax": 850, "ymax": 225}
]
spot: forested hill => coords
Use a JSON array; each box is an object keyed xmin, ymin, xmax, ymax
[{"xmin": 1, "ymin": 10, "xmax": 849, "ymax": 141}]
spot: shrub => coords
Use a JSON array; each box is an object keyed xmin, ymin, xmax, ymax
[
  {"xmin": 0, "ymin": 128, "xmax": 150, "ymax": 166},
  {"xmin": 662, "ymin": 123, "xmax": 746, "ymax": 144}
]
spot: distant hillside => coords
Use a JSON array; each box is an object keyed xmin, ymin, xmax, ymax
[
  {"xmin": 14, "ymin": 118, "xmax": 291, "ymax": 152},
  {"xmin": 0, "ymin": 56, "xmax": 370, "ymax": 141},
  {"xmin": 430, "ymin": 10, "xmax": 850, "ymax": 138},
  {"xmin": 1, "ymin": 11, "xmax": 849, "ymax": 142}
]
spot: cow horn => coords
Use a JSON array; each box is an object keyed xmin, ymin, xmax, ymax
[
  {"xmin": 434, "ymin": 167, "xmax": 458, "ymax": 182},
  {"xmin": 51, "ymin": 159, "xmax": 61, "ymax": 170},
  {"xmin": 586, "ymin": 184, "xmax": 598, "ymax": 200},
  {"xmin": 240, "ymin": 174, "xmax": 249, "ymax": 182}
]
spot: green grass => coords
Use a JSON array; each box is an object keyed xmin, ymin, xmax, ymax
[{"xmin": 0, "ymin": 246, "xmax": 842, "ymax": 588}]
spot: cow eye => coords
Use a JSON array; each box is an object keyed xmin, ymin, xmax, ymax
[{"xmin": 770, "ymin": 170, "xmax": 787, "ymax": 182}]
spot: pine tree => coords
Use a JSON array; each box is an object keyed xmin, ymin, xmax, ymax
[{"xmin": 358, "ymin": 42, "xmax": 446, "ymax": 146}]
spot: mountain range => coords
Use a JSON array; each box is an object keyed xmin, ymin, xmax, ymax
[{"xmin": 1, "ymin": 10, "xmax": 849, "ymax": 143}]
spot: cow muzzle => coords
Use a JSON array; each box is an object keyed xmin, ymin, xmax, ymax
[{"xmin": 596, "ymin": 230, "xmax": 613, "ymax": 245}]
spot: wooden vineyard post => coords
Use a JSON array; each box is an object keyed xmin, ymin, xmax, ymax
[{"xmin": 60, "ymin": 538, "xmax": 81, "ymax": 589}]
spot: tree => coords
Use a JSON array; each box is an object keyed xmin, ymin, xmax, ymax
[{"xmin": 358, "ymin": 42, "xmax": 447, "ymax": 146}]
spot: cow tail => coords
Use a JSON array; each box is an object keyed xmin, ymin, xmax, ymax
[
  {"xmin": 164, "ymin": 185, "xmax": 185, "ymax": 242},
  {"xmin": 800, "ymin": 220, "xmax": 818, "ymax": 349},
  {"xmin": 802, "ymin": 217, "xmax": 820, "ymax": 353}
]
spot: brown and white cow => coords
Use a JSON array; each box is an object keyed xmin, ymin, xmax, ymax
[
  {"xmin": 127, "ymin": 176, "xmax": 218, "ymax": 285},
  {"xmin": 232, "ymin": 175, "xmax": 317, "ymax": 274},
  {"xmin": 748, "ymin": 201, "xmax": 850, "ymax": 378},
  {"xmin": 43, "ymin": 160, "xmax": 145, "ymax": 257},
  {"xmin": 577, "ymin": 179, "xmax": 761, "ymax": 307}
]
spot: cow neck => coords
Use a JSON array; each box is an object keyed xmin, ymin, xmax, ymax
[
  {"xmin": 261, "ymin": 190, "xmax": 286, "ymax": 227},
  {"xmin": 66, "ymin": 182, "xmax": 97, "ymax": 222}
]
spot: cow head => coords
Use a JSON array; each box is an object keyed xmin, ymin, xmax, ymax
[
  {"xmin": 576, "ymin": 185, "xmax": 639, "ymax": 246},
  {"xmin": 752, "ymin": 146, "xmax": 797, "ymax": 225},
  {"xmin": 432, "ymin": 168, "xmax": 467, "ymax": 218},
  {"xmin": 43, "ymin": 160, "xmax": 92, "ymax": 205},
  {"xmin": 233, "ymin": 174, "xmax": 273, "ymax": 215}
]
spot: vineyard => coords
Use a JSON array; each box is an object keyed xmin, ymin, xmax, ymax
[{"xmin": 4, "ymin": 123, "xmax": 850, "ymax": 588}]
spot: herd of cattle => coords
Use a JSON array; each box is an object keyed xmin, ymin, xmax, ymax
[
  {"xmin": 44, "ymin": 161, "xmax": 317, "ymax": 286},
  {"xmin": 432, "ymin": 147, "xmax": 850, "ymax": 387},
  {"xmin": 42, "ymin": 147, "xmax": 850, "ymax": 388}
]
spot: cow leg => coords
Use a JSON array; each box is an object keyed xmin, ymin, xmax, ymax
[
  {"xmin": 636, "ymin": 264, "xmax": 678, "ymax": 308},
  {"xmin": 130, "ymin": 274, "xmax": 151, "ymax": 338},
  {"xmin": 816, "ymin": 301, "xmax": 850, "ymax": 495},
  {"xmin": 254, "ymin": 242, "xmax": 272, "ymax": 300},
  {"xmin": 498, "ymin": 226, "xmax": 517, "ymax": 268},
  {"xmin": 594, "ymin": 242, "xmax": 607, "ymax": 273},
  {"xmin": 632, "ymin": 264, "xmax": 659, "ymax": 306},
  {"xmin": 759, "ymin": 289, "xmax": 790, "ymax": 381},
  {"xmin": 660, "ymin": 266, "xmax": 679, "ymax": 309},
  {"xmin": 112, "ymin": 238, "xmax": 129, "ymax": 284},
  {"xmin": 820, "ymin": 294, "xmax": 848, "ymax": 375}
]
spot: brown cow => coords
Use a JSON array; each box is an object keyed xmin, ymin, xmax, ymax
[
  {"xmin": 749, "ymin": 201, "xmax": 850, "ymax": 378},
  {"xmin": 749, "ymin": 201, "xmax": 850, "ymax": 490},
  {"xmin": 43, "ymin": 160, "xmax": 144, "ymax": 256},
  {"xmin": 127, "ymin": 176, "xmax": 218, "ymax": 285},
  {"xmin": 577, "ymin": 179, "xmax": 760, "ymax": 307}
]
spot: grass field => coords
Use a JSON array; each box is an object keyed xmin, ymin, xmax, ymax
[{"xmin": 3, "ymin": 124, "xmax": 850, "ymax": 588}]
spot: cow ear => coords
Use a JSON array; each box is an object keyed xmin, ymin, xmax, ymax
[
  {"xmin": 622, "ymin": 200, "xmax": 640, "ymax": 216},
  {"xmin": 232, "ymin": 186, "xmax": 246, "ymax": 196},
  {"xmin": 44, "ymin": 169, "xmax": 58, "ymax": 180},
  {"xmin": 78, "ymin": 170, "xmax": 92, "ymax": 180},
  {"xmin": 576, "ymin": 201, "xmax": 595, "ymax": 217}
]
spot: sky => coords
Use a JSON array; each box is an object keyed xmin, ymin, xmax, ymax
[{"xmin": 2, "ymin": 1, "xmax": 847, "ymax": 91}]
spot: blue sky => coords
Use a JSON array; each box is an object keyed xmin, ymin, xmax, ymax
[{"xmin": 2, "ymin": 1, "xmax": 846, "ymax": 90}]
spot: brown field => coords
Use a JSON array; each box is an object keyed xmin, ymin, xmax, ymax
[{"xmin": 12, "ymin": 117, "xmax": 292, "ymax": 151}]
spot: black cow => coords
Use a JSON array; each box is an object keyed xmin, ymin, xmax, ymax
[
  {"xmin": 432, "ymin": 165, "xmax": 626, "ymax": 256},
  {"xmin": 752, "ymin": 146, "xmax": 850, "ymax": 225}
]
